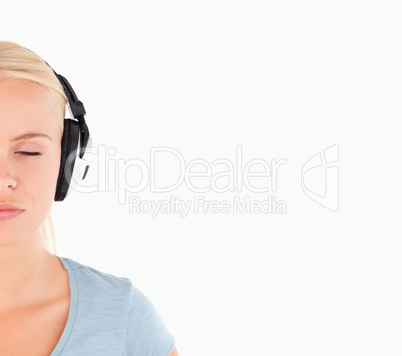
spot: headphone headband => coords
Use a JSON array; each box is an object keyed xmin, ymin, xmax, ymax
[{"xmin": 53, "ymin": 72, "xmax": 90, "ymax": 159}]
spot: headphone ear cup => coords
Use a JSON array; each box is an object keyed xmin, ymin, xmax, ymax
[{"xmin": 54, "ymin": 119, "xmax": 80, "ymax": 201}]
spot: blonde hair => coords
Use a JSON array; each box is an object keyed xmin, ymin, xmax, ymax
[{"xmin": 0, "ymin": 40, "xmax": 68, "ymax": 254}]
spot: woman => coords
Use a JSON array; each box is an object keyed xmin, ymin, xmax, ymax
[{"xmin": 0, "ymin": 41, "xmax": 178, "ymax": 356}]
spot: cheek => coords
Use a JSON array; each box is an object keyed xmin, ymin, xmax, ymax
[{"xmin": 19, "ymin": 151, "xmax": 61, "ymax": 193}]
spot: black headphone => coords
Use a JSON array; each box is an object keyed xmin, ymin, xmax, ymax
[{"xmin": 53, "ymin": 72, "xmax": 91, "ymax": 201}]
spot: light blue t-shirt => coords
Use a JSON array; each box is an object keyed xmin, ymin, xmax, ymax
[{"xmin": 50, "ymin": 256, "xmax": 175, "ymax": 356}]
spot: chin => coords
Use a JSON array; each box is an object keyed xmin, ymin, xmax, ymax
[{"xmin": 0, "ymin": 219, "xmax": 42, "ymax": 248}]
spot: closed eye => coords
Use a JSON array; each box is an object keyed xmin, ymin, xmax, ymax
[{"xmin": 18, "ymin": 152, "xmax": 43, "ymax": 157}]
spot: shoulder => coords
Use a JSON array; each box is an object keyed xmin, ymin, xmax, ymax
[
  {"xmin": 59, "ymin": 256, "xmax": 133, "ymax": 295},
  {"xmin": 59, "ymin": 256, "xmax": 143, "ymax": 318},
  {"xmin": 58, "ymin": 256, "xmax": 175, "ymax": 355}
]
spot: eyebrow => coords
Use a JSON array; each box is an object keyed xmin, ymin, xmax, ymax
[{"xmin": 12, "ymin": 133, "xmax": 52, "ymax": 142}]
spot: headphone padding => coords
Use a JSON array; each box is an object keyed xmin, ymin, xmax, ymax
[{"xmin": 54, "ymin": 119, "xmax": 80, "ymax": 201}]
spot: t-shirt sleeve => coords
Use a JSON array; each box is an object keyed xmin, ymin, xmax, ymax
[{"xmin": 122, "ymin": 283, "xmax": 175, "ymax": 356}]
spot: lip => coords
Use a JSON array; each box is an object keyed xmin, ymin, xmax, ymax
[
  {"xmin": 0, "ymin": 203, "xmax": 25, "ymax": 222},
  {"xmin": 0, "ymin": 209, "xmax": 24, "ymax": 222},
  {"xmin": 0, "ymin": 203, "xmax": 23, "ymax": 210}
]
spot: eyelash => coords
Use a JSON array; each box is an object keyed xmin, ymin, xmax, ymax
[{"xmin": 18, "ymin": 152, "xmax": 43, "ymax": 157}]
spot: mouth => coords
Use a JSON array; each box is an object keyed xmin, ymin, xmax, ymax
[{"xmin": 0, "ymin": 209, "xmax": 24, "ymax": 221}]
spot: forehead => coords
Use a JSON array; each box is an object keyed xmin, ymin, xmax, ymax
[{"xmin": 0, "ymin": 79, "xmax": 60, "ymax": 141}]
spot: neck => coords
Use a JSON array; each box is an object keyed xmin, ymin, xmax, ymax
[{"xmin": 0, "ymin": 229, "xmax": 58, "ymax": 312}]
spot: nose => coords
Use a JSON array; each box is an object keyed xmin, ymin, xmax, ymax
[{"xmin": 0, "ymin": 161, "xmax": 17, "ymax": 191}]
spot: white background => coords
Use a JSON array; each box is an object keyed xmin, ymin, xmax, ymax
[{"xmin": 1, "ymin": 1, "xmax": 401, "ymax": 355}]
